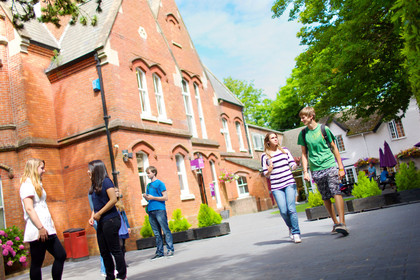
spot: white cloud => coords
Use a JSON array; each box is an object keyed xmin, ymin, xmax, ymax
[{"xmin": 176, "ymin": 0, "xmax": 304, "ymax": 100}]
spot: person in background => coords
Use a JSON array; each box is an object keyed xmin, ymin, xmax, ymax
[
  {"xmin": 261, "ymin": 132, "xmax": 302, "ymax": 243},
  {"xmin": 115, "ymin": 188, "xmax": 131, "ymax": 264},
  {"xmin": 368, "ymin": 162, "xmax": 377, "ymax": 181},
  {"xmin": 20, "ymin": 158, "xmax": 66, "ymax": 280},
  {"xmin": 88, "ymin": 160, "xmax": 127, "ymax": 280},
  {"xmin": 143, "ymin": 166, "xmax": 174, "ymax": 259},
  {"xmin": 298, "ymin": 107, "xmax": 349, "ymax": 236}
]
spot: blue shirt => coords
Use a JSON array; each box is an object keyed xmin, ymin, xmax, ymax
[
  {"xmin": 146, "ymin": 179, "xmax": 166, "ymax": 212},
  {"xmin": 92, "ymin": 177, "xmax": 118, "ymax": 222},
  {"xmin": 380, "ymin": 170, "xmax": 388, "ymax": 182}
]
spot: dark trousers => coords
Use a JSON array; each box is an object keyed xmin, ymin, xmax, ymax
[
  {"xmin": 97, "ymin": 216, "xmax": 126, "ymax": 280},
  {"xmin": 29, "ymin": 234, "xmax": 66, "ymax": 280}
]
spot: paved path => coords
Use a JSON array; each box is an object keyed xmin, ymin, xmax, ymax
[{"xmin": 10, "ymin": 202, "xmax": 420, "ymax": 280}]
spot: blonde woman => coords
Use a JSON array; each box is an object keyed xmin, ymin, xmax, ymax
[
  {"xmin": 115, "ymin": 188, "xmax": 131, "ymax": 263},
  {"xmin": 261, "ymin": 133, "xmax": 301, "ymax": 243},
  {"xmin": 20, "ymin": 158, "xmax": 66, "ymax": 280}
]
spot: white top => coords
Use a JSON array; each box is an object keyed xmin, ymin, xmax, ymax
[
  {"xmin": 20, "ymin": 178, "xmax": 56, "ymax": 242},
  {"xmin": 261, "ymin": 148, "xmax": 297, "ymax": 190}
]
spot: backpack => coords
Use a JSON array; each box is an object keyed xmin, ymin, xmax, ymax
[{"xmin": 301, "ymin": 124, "xmax": 333, "ymax": 153}]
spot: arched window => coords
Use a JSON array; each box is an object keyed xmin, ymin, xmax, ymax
[
  {"xmin": 153, "ymin": 74, "xmax": 167, "ymax": 119},
  {"xmin": 236, "ymin": 175, "xmax": 249, "ymax": 197},
  {"xmin": 175, "ymin": 154, "xmax": 194, "ymax": 200},
  {"xmin": 136, "ymin": 152, "xmax": 150, "ymax": 195},
  {"xmin": 222, "ymin": 118, "xmax": 233, "ymax": 152},
  {"xmin": 210, "ymin": 161, "xmax": 222, "ymax": 208},
  {"xmin": 194, "ymin": 83, "xmax": 207, "ymax": 139},
  {"xmin": 235, "ymin": 121, "xmax": 245, "ymax": 151},
  {"xmin": 181, "ymin": 79, "xmax": 197, "ymax": 137},
  {"xmin": 136, "ymin": 68, "xmax": 151, "ymax": 117}
]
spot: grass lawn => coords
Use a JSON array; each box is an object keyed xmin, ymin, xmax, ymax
[{"xmin": 271, "ymin": 197, "xmax": 356, "ymax": 214}]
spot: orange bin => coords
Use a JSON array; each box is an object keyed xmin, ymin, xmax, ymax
[{"xmin": 63, "ymin": 228, "xmax": 89, "ymax": 261}]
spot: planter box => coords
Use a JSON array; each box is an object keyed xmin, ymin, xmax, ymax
[
  {"xmin": 397, "ymin": 188, "xmax": 420, "ymax": 203},
  {"xmin": 193, "ymin": 222, "xmax": 231, "ymax": 240},
  {"xmin": 305, "ymin": 202, "xmax": 349, "ymax": 221},
  {"xmin": 346, "ymin": 195, "xmax": 386, "ymax": 212},
  {"xmin": 136, "ymin": 237, "xmax": 156, "ymax": 250},
  {"xmin": 172, "ymin": 229, "xmax": 195, "ymax": 244}
]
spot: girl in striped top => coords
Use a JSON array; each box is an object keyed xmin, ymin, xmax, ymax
[{"xmin": 261, "ymin": 132, "xmax": 301, "ymax": 243}]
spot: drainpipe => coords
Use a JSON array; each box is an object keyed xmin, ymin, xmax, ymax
[
  {"xmin": 242, "ymin": 111, "xmax": 253, "ymax": 157},
  {"xmin": 94, "ymin": 53, "xmax": 119, "ymax": 188}
]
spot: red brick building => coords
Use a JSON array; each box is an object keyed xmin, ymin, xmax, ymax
[{"xmin": 0, "ymin": 0, "xmax": 274, "ymax": 255}]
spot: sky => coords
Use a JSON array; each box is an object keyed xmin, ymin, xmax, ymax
[{"xmin": 176, "ymin": 0, "xmax": 305, "ymax": 100}]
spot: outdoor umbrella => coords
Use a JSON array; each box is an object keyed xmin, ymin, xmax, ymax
[
  {"xmin": 383, "ymin": 141, "xmax": 397, "ymax": 167},
  {"xmin": 415, "ymin": 142, "xmax": 420, "ymax": 148},
  {"xmin": 379, "ymin": 148, "xmax": 386, "ymax": 168}
]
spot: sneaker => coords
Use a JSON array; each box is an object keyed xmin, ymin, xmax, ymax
[
  {"xmin": 151, "ymin": 254, "xmax": 164, "ymax": 260},
  {"xmin": 289, "ymin": 229, "xmax": 294, "ymax": 241},
  {"xmin": 331, "ymin": 224, "xmax": 339, "ymax": 235},
  {"xmin": 166, "ymin": 250, "xmax": 174, "ymax": 257},
  {"xmin": 335, "ymin": 223, "xmax": 349, "ymax": 236},
  {"xmin": 116, "ymin": 278, "xmax": 127, "ymax": 280},
  {"xmin": 293, "ymin": 234, "xmax": 301, "ymax": 243},
  {"xmin": 101, "ymin": 273, "xmax": 106, "ymax": 277}
]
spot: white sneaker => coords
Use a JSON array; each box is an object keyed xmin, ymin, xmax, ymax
[
  {"xmin": 293, "ymin": 234, "xmax": 301, "ymax": 243},
  {"xmin": 289, "ymin": 229, "xmax": 294, "ymax": 241}
]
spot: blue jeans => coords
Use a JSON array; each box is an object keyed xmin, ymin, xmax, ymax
[
  {"xmin": 272, "ymin": 184, "xmax": 300, "ymax": 234},
  {"xmin": 149, "ymin": 210, "xmax": 174, "ymax": 255}
]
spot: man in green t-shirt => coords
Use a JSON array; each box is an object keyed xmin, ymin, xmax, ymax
[{"xmin": 297, "ymin": 107, "xmax": 349, "ymax": 236}]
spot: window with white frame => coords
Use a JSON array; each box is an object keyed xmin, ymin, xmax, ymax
[
  {"xmin": 335, "ymin": 135, "xmax": 345, "ymax": 152},
  {"xmin": 388, "ymin": 119, "xmax": 405, "ymax": 140},
  {"xmin": 181, "ymin": 80, "xmax": 198, "ymax": 137},
  {"xmin": 344, "ymin": 166, "xmax": 357, "ymax": 184},
  {"xmin": 252, "ymin": 133, "xmax": 264, "ymax": 150},
  {"xmin": 136, "ymin": 68, "xmax": 152, "ymax": 116},
  {"xmin": 176, "ymin": 154, "xmax": 194, "ymax": 199},
  {"xmin": 235, "ymin": 122, "xmax": 245, "ymax": 151},
  {"xmin": 136, "ymin": 152, "xmax": 150, "ymax": 205},
  {"xmin": 194, "ymin": 83, "xmax": 207, "ymax": 139},
  {"xmin": 153, "ymin": 74, "xmax": 167, "ymax": 119},
  {"xmin": 222, "ymin": 118, "xmax": 233, "ymax": 151},
  {"xmin": 0, "ymin": 178, "xmax": 5, "ymax": 228},
  {"xmin": 236, "ymin": 176, "xmax": 249, "ymax": 197}
]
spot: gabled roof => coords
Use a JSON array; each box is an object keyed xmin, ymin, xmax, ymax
[
  {"xmin": 47, "ymin": 0, "xmax": 122, "ymax": 71},
  {"xmin": 320, "ymin": 111, "xmax": 383, "ymax": 136},
  {"xmin": 204, "ymin": 66, "xmax": 243, "ymax": 107},
  {"xmin": 0, "ymin": 2, "xmax": 59, "ymax": 49},
  {"xmin": 281, "ymin": 126, "xmax": 305, "ymax": 158}
]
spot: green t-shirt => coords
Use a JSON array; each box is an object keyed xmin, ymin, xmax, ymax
[{"xmin": 297, "ymin": 124, "xmax": 337, "ymax": 171}]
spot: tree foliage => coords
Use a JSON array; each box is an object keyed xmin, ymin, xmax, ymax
[
  {"xmin": 223, "ymin": 76, "xmax": 272, "ymax": 126},
  {"xmin": 272, "ymin": 0, "xmax": 418, "ymax": 121},
  {"xmin": 269, "ymin": 68, "xmax": 304, "ymax": 130},
  {"xmin": 1, "ymin": 0, "xmax": 102, "ymax": 28}
]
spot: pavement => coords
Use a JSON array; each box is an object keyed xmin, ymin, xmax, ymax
[{"xmin": 9, "ymin": 202, "xmax": 420, "ymax": 280}]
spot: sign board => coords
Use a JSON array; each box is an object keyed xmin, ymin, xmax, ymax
[{"xmin": 190, "ymin": 158, "xmax": 204, "ymax": 170}]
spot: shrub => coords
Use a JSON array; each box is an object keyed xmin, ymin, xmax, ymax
[
  {"xmin": 169, "ymin": 209, "xmax": 191, "ymax": 232},
  {"xmin": 140, "ymin": 215, "xmax": 154, "ymax": 238},
  {"xmin": 308, "ymin": 191, "xmax": 323, "ymax": 208},
  {"xmin": 0, "ymin": 226, "xmax": 28, "ymax": 267},
  {"xmin": 395, "ymin": 161, "xmax": 420, "ymax": 191},
  {"xmin": 352, "ymin": 171, "xmax": 381, "ymax": 198},
  {"xmin": 197, "ymin": 204, "xmax": 222, "ymax": 228}
]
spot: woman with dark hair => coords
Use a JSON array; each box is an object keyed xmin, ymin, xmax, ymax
[
  {"xmin": 261, "ymin": 133, "xmax": 302, "ymax": 243},
  {"xmin": 88, "ymin": 160, "xmax": 127, "ymax": 280},
  {"xmin": 20, "ymin": 158, "xmax": 66, "ymax": 280}
]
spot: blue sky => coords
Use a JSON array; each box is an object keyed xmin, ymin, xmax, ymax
[{"xmin": 176, "ymin": 0, "xmax": 305, "ymax": 100}]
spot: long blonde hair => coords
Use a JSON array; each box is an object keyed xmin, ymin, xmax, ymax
[
  {"xmin": 264, "ymin": 132, "xmax": 286, "ymax": 158},
  {"xmin": 21, "ymin": 158, "xmax": 45, "ymax": 198}
]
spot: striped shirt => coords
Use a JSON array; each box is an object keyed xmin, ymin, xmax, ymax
[{"xmin": 261, "ymin": 148, "xmax": 296, "ymax": 190}]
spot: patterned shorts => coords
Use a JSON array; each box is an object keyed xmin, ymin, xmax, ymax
[{"xmin": 311, "ymin": 167, "xmax": 342, "ymax": 200}]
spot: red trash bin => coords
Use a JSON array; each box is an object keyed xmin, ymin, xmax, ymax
[{"xmin": 63, "ymin": 228, "xmax": 89, "ymax": 261}]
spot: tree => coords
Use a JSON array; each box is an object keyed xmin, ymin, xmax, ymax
[
  {"xmin": 223, "ymin": 77, "xmax": 272, "ymax": 126},
  {"xmin": 269, "ymin": 68, "xmax": 304, "ymax": 130},
  {"xmin": 272, "ymin": 0, "xmax": 417, "ymax": 121},
  {"xmin": 1, "ymin": 0, "xmax": 102, "ymax": 28}
]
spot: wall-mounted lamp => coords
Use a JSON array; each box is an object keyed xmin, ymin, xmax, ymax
[{"xmin": 122, "ymin": 150, "xmax": 133, "ymax": 162}]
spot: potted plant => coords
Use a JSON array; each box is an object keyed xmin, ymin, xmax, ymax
[
  {"xmin": 193, "ymin": 204, "xmax": 230, "ymax": 240},
  {"xmin": 136, "ymin": 215, "xmax": 156, "ymax": 250},
  {"xmin": 395, "ymin": 161, "xmax": 420, "ymax": 202},
  {"xmin": 0, "ymin": 226, "xmax": 29, "ymax": 277},
  {"xmin": 168, "ymin": 209, "xmax": 194, "ymax": 243}
]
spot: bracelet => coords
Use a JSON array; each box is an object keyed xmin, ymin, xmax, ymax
[{"xmin": 339, "ymin": 169, "xmax": 344, "ymax": 171}]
